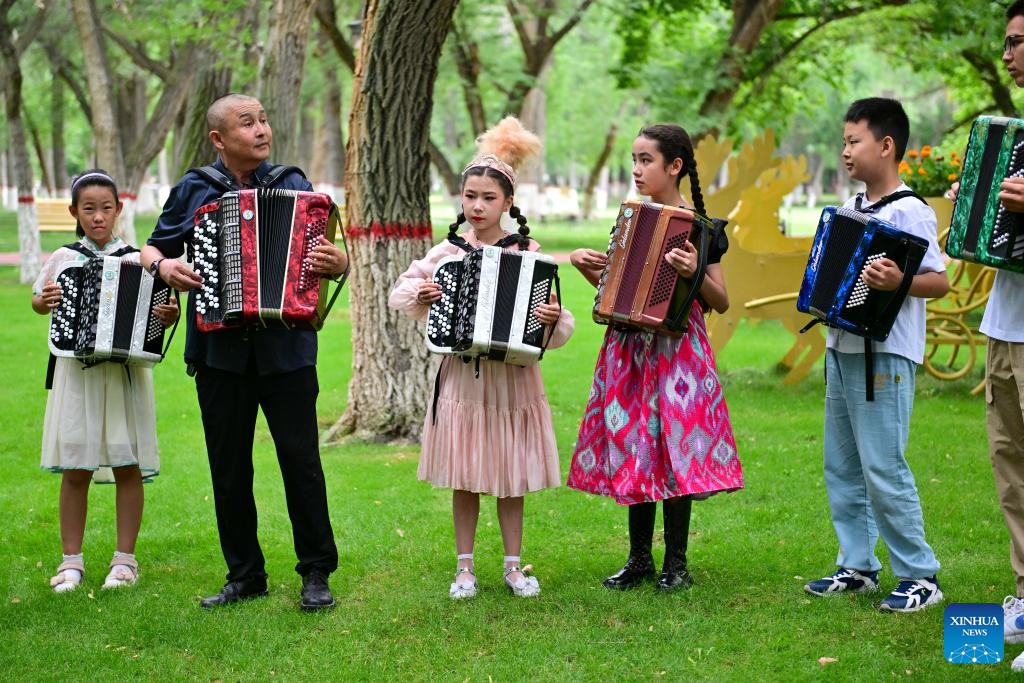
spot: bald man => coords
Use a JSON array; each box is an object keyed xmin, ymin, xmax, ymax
[{"xmin": 142, "ymin": 94, "xmax": 346, "ymax": 611}]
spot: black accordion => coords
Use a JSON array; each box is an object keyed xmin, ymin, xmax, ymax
[
  {"xmin": 797, "ymin": 206, "xmax": 928, "ymax": 342},
  {"xmin": 48, "ymin": 256, "xmax": 172, "ymax": 365},
  {"xmin": 425, "ymin": 245, "xmax": 559, "ymax": 365}
]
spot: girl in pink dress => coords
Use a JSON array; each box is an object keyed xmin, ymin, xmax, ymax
[
  {"xmin": 567, "ymin": 124, "xmax": 743, "ymax": 592},
  {"xmin": 389, "ymin": 117, "xmax": 574, "ymax": 599}
]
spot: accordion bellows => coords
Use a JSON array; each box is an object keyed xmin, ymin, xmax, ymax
[
  {"xmin": 947, "ymin": 115, "xmax": 1024, "ymax": 272},
  {"xmin": 797, "ymin": 206, "xmax": 927, "ymax": 342},
  {"xmin": 593, "ymin": 201, "xmax": 708, "ymax": 334},
  {"xmin": 49, "ymin": 257, "xmax": 171, "ymax": 366},
  {"xmin": 192, "ymin": 188, "xmax": 342, "ymax": 331},
  {"xmin": 426, "ymin": 246, "xmax": 558, "ymax": 366}
]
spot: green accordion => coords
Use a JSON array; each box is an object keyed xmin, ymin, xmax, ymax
[{"xmin": 947, "ymin": 115, "xmax": 1024, "ymax": 272}]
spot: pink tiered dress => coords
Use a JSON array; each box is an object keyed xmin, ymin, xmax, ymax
[{"xmin": 389, "ymin": 235, "xmax": 574, "ymax": 498}]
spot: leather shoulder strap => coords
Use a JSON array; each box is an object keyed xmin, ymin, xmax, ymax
[
  {"xmin": 62, "ymin": 242, "xmax": 96, "ymax": 258},
  {"xmin": 855, "ymin": 190, "xmax": 927, "ymax": 214},
  {"xmin": 187, "ymin": 165, "xmax": 237, "ymax": 193},
  {"xmin": 261, "ymin": 165, "xmax": 306, "ymax": 188}
]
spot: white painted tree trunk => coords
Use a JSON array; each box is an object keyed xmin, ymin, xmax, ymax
[{"xmin": 18, "ymin": 201, "xmax": 40, "ymax": 284}]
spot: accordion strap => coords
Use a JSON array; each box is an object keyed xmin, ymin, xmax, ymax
[
  {"xmin": 188, "ymin": 164, "xmax": 307, "ymax": 193},
  {"xmin": 317, "ymin": 202, "xmax": 350, "ymax": 325},
  {"xmin": 665, "ymin": 219, "xmax": 711, "ymax": 331},
  {"xmin": 854, "ymin": 190, "xmax": 927, "ymax": 214},
  {"xmin": 159, "ymin": 289, "xmax": 182, "ymax": 361},
  {"xmin": 864, "ymin": 337, "xmax": 875, "ymax": 402}
]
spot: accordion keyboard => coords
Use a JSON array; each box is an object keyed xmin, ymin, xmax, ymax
[
  {"xmin": 843, "ymin": 252, "xmax": 886, "ymax": 310},
  {"xmin": 426, "ymin": 260, "xmax": 463, "ymax": 348},
  {"xmin": 993, "ymin": 136, "xmax": 1024, "ymax": 259},
  {"xmin": 50, "ymin": 267, "xmax": 81, "ymax": 350}
]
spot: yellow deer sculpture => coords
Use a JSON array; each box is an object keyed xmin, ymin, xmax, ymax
[{"xmin": 684, "ymin": 132, "xmax": 821, "ymax": 383}]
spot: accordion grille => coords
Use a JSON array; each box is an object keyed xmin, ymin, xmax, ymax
[
  {"xmin": 614, "ymin": 205, "xmax": 659, "ymax": 316},
  {"xmin": 809, "ymin": 214, "xmax": 864, "ymax": 314},
  {"xmin": 649, "ymin": 232, "xmax": 686, "ymax": 307},
  {"xmin": 75, "ymin": 259, "xmax": 104, "ymax": 352}
]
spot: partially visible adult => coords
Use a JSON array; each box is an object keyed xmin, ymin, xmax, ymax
[
  {"xmin": 141, "ymin": 93, "xmax": 347, "ymax": 611},
  {"xmin": 950, "ymin": 1, "xmax": 1024, "ymax": 669}
]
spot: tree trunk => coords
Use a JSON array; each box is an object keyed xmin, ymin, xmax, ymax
[
  {"xmin": 173, "ymin": 65, "xmax": 232, "ymax": 179},
  {"xmin": 298, "ymin": 105, "xmax": 315, "ymax": 173},
  {"xmin": 70, "ymin": 0, "xmax": 126, "ymax": 183},
  {"xmin": 24, "ymin": 109, "xmax": 54, "ymax": 195},
  {"xmin": 0, "ymin": 23, "xmax": 41, "ymax": 284},
  {"xmin": 260, "ymin": 0, "xmax": 319, "ymax": 165},
  {"xmin": 582, "ymin": 103, "xmax": 624, "ymax": 219},
  {"xmin": 51, "ymin": 76, "xmax": 68, "ymax": 194},
  {"xmin": 333, "ymin": 0, "xmax": 458, "ymax": 443}
]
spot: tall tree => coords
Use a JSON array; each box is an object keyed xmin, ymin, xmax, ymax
[
  {"xmin": 332, "ymin": 0, "xmax": 458, "ymax": 442},
  {"xmin": 70, "ymin": 0, "xmax": 200, "ymax": 244},
  {"xmin": 0, "ymin": 0, "xmax": 49, "ymax": 284},
  {"xmin": 259, "ymin": 0, "xmax": 320, "ymax": 165}
]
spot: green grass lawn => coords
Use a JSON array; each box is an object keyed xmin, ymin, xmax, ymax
[{"xmin": 0, "ymin": 210, "xmax": 1014, "ymax": 681}]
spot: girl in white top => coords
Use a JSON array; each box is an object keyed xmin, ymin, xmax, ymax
[{"xmin": 32, "ymin": 170, "xmax": 178, "ymax": 593}]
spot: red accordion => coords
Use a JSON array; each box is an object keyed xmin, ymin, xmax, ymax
[
  {"xmin": 191, "ymin": 189, "xmax": 347, "ymax": 332},
  {"xmin": 592, "ymin": 200, "xmax": 709, "ymax": 334}
]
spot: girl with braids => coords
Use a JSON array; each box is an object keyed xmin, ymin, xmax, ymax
[
  {"xmin": 31, "ymin": 170, "xmax": 178, "ymax": 593},
  {"xmin": 389, "ymin": 117, "xmax": 574, "ymax": 599},
  {"xmin": 566, "ymin": 124, "xmax": 742, "ymax": 592}
]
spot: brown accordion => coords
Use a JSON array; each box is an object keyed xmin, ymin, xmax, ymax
[{"xmin": 592, "ymin": 201, "xmax": 710, "ymax": 334}]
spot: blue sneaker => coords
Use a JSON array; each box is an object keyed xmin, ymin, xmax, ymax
[
  {"xmin": 878, "ymin": 576, "xmax": 943, "ymax": 612},
  {"xmin": 804, "ymin": 568, "xmax": 879, "ymax": 596}
]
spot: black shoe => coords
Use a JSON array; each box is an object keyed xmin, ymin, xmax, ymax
[
  {"xmin": 200, "ymin": 577, "xmax": 268, "ymax": 609},
  {"xmin": 603, "ymin": 555, "xmax": 656, "ymax": 590},
  {"xmin": 300, "ymin": 571, "xmax": 335, "ymax": 611},
  {"xmin": 655, "ymin": 566, "xmax": 694, "ymax": 592}
]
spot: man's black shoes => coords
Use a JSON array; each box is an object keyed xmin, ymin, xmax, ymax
[
  {"xmin": 200, "ymin": 577, "xmax": 269, "ymax": 609},
  {"xmin": 300, "ymin": 571, "xmax": 336, "ymax": 611}
]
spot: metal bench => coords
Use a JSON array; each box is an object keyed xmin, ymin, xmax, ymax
[{"xmin": 35, "ymin": 198, "xmax": 76, "ymax": 232}]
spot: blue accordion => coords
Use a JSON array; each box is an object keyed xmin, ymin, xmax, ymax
[{"xmin": 797, "ymin": 206, "xmax": 928, "ymax": 342}]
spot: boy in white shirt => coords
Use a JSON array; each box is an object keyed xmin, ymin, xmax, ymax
[{"xmin": 804, "ymin": 97, "xmax": 950, "ymax": 612}]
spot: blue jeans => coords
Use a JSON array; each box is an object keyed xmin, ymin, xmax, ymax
[{"xmin": 823, "ymin": 349, "xmax": 940, "ymax": 579}]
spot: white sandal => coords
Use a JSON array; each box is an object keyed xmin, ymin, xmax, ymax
[
  {"xmin": 503, "ymin": 556, "xmax": 540, "ymax": 598},
  {"xmin": 50, "ymin": 559, "xmax": 84, "ymax": 593},
  {"xmin": 102, "ymin": 556, "xmax": 138, "ymax": 589},
  {"xmin": 449, "ymin": 553, "xmax": 477, "ymax": 600}
]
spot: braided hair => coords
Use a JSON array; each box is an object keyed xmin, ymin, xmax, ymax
[
  {"xmin": 450, "ymin": 165, "xmax": 532, "ymax": 249},
  {"xmin": 70, "ymin": 168, "xmax": 120, "ymax": 238},
  {"xmin": 637, "ymin": 124, "xmax": 705, "ymax": 216}
]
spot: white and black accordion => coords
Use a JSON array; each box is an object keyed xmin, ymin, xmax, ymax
[
  {"xmin": 797, "ymin": 205, "xmax": 928, "ymax": 342},
  {"xmin": 425, "ymin": 244, "xmax": 560, "ymax": 366},
  {"xmin": 48, "ymin": 256, "xmax": 173, "ymax": 366},
  {"xmin": 191, "ymin": 188, "xmax": 347, "ymax": 332}
]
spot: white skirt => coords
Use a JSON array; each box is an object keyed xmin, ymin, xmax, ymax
[{"xmin": 41, "ymin": 358, "xmax": 160, "ymax": 483}]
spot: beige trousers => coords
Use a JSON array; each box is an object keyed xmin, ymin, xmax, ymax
[{"xmin": 988, "ymin": 339, "xmax": 1024, "ymax": 596}]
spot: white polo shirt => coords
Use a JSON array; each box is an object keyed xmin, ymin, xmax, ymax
[
  {"xmin": 826, "ymin": 184, "xmax": 947, "ymax": 364},
  {"xmin": 981, "ymin": 270, "xmax": 1024, "ymax": 342}
]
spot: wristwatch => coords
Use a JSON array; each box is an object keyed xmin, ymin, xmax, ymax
[{"xmin": 149, "ymin": 257, "xmax": 165, "ymax": 281}]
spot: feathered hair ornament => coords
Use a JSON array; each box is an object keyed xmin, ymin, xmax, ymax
[{"xmin": 463, "ymin": 116, "xmax": 542, "ymax": 189}]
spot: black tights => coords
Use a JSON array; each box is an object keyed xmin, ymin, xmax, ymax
[{"xmin": 628, "ymin": 497, "xmax": 692, "ymax": 568}]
